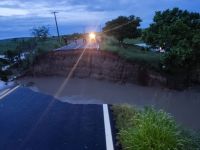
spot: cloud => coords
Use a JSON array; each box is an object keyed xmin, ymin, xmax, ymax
[
  {"xmin": 0, "ymin": 8, "xmax": 29, "ymax": 16},
  {"xmin": 0, "ymin": 0, "xmax": 199, "ymax": 39},
  {"xmin": 0, "ymin": 0, "xmax": 19, "ymax": 6}
]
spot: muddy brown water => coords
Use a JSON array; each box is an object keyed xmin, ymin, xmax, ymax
[{"xmin": 18, "ymin": 76, "xmax": 200, "ymax": 130}]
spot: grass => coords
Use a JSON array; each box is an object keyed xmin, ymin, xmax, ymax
[
  {"xmin": 0, "ymin": 37, "xmax": 65, "ymax": 81},
  {"xmin": 0, "ymin": 37, "xmax": 64, "ymax": 55},
  {"xmin": 112, "ymin": 105, "xmax": 137, "ymax": 130},
  {"xmin": 123, "ymin": 37, "xmax": 143, "ymax": 45},
  {"xmin": 0, "ymin": 39, "xmax": 22, "ymax": 54},
  {"xmin": 100, "ymin": 37, "xmax": 162, "ymax": 70},
  {"xmin": 37, "ymin": 38, "xmax": 65, "ymax": 50},
  {"xmin": 112, "ymin": 105, "xmax": 200, "ymax": 150}
]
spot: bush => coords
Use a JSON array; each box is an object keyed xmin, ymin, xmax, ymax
[
  {"xmin": 113, "ymin": 106, "xmax": 188, "ymax": 150},
  {"xmin": 121, "ymin": 108, "xmax": 185, "ymax": 150},
  {"xmin": 163, "ymin": 47, "xmax": 194, "ymax": 74}
]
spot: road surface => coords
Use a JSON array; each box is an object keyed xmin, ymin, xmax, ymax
[
  {"xmin": 55, "ymin": 39, "xmax": 99, "ymax": 51},
  {"xmin": 0, "ymin": 87, "xmax": 114, "ymax": 150}
]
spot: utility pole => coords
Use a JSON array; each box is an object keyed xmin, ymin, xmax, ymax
[{"xmin": 52, "ymin": 11, "xmax": 60, "ymax": 42}]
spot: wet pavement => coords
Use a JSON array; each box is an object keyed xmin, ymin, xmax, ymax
[
  {"xmin": 55, "ymin": 39, "xmax": 99, "ymax": 51},
  {"xmin": 0, "ymin": 87, "xmax": 107, "ymax": 150}
]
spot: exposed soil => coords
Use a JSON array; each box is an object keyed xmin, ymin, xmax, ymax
[{"xmin": 29, "ymin": 49, "xmax": 166, "ymax": 87}]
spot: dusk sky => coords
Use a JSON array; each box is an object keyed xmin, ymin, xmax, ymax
[{"xmin": 0, "ymin": 0, "xmax": 199, "ymax": 39}]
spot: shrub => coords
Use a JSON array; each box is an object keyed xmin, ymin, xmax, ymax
[
  {"xmin": 113, "ymin": 106, "xmax": 186, "ymax": 150},
  {"xmin": 163, "ymin": 47, "xmax": 194, "ymax": 74}
]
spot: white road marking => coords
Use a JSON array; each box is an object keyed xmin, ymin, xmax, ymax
[
  {"xmin": 0, "ymin": 88, "xmax": 10, "ymax": 96},
  {"xmin": 0, "ymin": 85, "xmax": 20, "ymax": 100},
  {"xmin": 103, "ymin": 104, "xmax": 114, "ymax": 150}
]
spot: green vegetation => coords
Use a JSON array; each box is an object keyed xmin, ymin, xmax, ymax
[
  {"xmin": 35, "ymin": 37, "xmax": 64, "ymax": 52},
  {"xmin": 101, "ymin": 8, "xmax": 200, "ymax": 86},
  {"xmin": 142, "ymin": 8, "xmax": 200, "ymax": 49},
  {"xmin": 0, "ymin": 37, "xmax": 63, "ymax": 55},
  {"xmin": 112, "ymin": 105, "xmax": 137, "ymax": 130},
  {"xmin": 103, "ymin": 15, "xmax": 141, "ymax": 43},
  {"xmin": 143, "ymin": 8, "xmax": 200, "ymax": 81},
  {"xmin": 0, "ymin": 28, "xmax": 78, "ymax": 81},
  {"xmin": 100, "ymin": 36, "xmax": 162, "ymax": 70},
  {"xmin": 123, "ymin": 37, "xmax": 143, "ymax": 45},
  {"xmin": 0, "ymin": 31, "xmax": 65, "ymax": 81},
  {"xmin": 0, "ymin": 38, "xmax": 30, "ymax": 54},
  {"xmin": 112, "ymin": 105, "xmax": 200, "ymax": 150}
]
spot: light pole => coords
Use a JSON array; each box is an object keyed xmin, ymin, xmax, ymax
[{"xmin": 52, "ymin": 11, "xmax": 60, "ymax": 42}]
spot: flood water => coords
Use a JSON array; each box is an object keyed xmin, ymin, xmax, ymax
[{"xmin": 18, "ymin": 76, "xmax": 200, "ymax": 130}]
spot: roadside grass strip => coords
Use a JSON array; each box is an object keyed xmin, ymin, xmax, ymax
[{"xmin": 103, "ymin": 104, "xmax": 114, "ymax": 150}]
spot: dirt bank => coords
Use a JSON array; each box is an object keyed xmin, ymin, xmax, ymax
[{"xmin": 29, "ymin": 49, "xmax": 166, "ymax": 87}]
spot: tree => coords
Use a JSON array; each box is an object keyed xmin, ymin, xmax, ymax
[
  {"xmin": 143, "ymin": 8, "xmax": 200, "ymax": 85},
  {"xmin": 142, "ymin": 8, "xmax": 200, "ymax": 49},
  {"xmin": 103, "ymin": 15, "xmax": 141, "ymax": 43},
  {"xmin": 163, "ymin": 47, "xmax": 194, "ymax": 73},
  {"xmin": 32, "ymin": 26, "xmax": 50, "ymax": 40}
]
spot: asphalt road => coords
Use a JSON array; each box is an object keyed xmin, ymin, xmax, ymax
[
  {"xmin": 0, "ymin": 87, "xmax": 109, "ymax": 150},
  {"xmin": 56, "ymin": 39, "xmax": 99, "ymax": 51}
]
